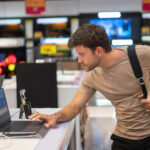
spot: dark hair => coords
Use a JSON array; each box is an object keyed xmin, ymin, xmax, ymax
[{"xmin": 68, "ymin": 23, "xmax": 112, "ymax": 53}]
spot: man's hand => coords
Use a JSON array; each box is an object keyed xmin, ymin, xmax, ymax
[
  {"xmin": 28, "ymin": 112, "xmax": 58, "ymax": 128},
  {"xmin": 138, "ymin": 93, "xmax": 150, "ymax": 112}
]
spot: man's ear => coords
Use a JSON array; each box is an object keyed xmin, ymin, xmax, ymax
[{"xmin": 95, "ymin": 46, "xmax": 104, "ymax": 56}]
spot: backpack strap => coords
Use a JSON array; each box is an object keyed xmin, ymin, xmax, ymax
[{"xmin": 127, "ymin": 45, "xmax": 147, "ymax": 99}]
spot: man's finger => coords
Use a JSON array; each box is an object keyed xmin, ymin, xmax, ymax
[
  {"xmin": 32, "ymin": 114, "xmax": 49, "ymax": 121},
  {"xmin": 146, "ymin": 109, "xmax": 150, "ymax": 112},
  {"xmin": 44, "ymin": 120, "xmax": 55, "ymax": 128},
  {"xmin": 140, "ymin": 99, "xmax": 149, "ymax": 104},
  {"xmin": 28, "ymin": 112, "xmax": 39, "ymax": 120},
  {"xmin": 138, "ymin": 93, "xmax": 144, "ymax": 98},
  {"xmin": 145, "ymin": 104, "xmax": 150, "ymax": 107}
]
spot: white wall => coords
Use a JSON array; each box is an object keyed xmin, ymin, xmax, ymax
[
  {"xmin": 79, "ymin": 0, "xmax": 142, "ymax": 13},
  {"xmin": 0, "ymin": 0, "xmax": 142, "ymax": 18}
]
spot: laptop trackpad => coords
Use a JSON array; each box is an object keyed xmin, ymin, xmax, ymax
[{"xmin": 3, "ymin": 121, "xmax": 49, "ymax": 137}]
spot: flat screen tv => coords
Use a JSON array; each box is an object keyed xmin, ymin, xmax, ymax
[
  {"xmin": 89, "ymin": 18, "xmax": 132, "ymax": 40},
  {"xmin": 0, "ymin": 19, "xmax": 24, "ymax": 37},
  {"xmin": 34, "ymin": 17, "xmax": 70, "ymax": 38},
  {"xmin": 40, "ymin": 37, "xmax": 71, "ymax": 57}
]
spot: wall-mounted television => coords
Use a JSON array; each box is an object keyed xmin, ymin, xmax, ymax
[
  {"xmin": 89, "ymin": 18, "xmax": 132, "ymax": 40},
  {"xmin": 40, "ymin": 37, "xmax": 71, "ymax": 57},
  {"xmin": 79, "ymin": 12, "xmax": 141, "ymax": 45},
  {"xmin": 34, "ymin": 17, "xmax": 70, "ymax": 38},
  {"xmin": 0, "ymin": 19, "xmax": 24, "ymax": 37},
  {"xmin": 141, "ymin": 13, "xmax": 150, "ymax": 43}
]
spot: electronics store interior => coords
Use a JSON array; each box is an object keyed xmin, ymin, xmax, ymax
[{"xmin": 0, "ymin": 0, "xmax": 150, "ymax": 150}]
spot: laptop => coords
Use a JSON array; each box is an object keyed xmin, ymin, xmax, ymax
[{"xmin": 0, "ymin": 88, "xmax": 49, "ymax": 137}]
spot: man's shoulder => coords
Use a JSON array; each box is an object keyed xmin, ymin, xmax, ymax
[
  {"xmin": 83, "ymin": 67, "xmax": 102, "ymax": 80},
  {"xmin": 135, "ymin": 45, "xmax": 150, "ymax": 64},
  {"xmin": 135, "ymin": 44, "xmax": 150, "ymax": 55},
  {"xmin": 135, "ymin": 44, "xmax": 150, "ymax": 50}
]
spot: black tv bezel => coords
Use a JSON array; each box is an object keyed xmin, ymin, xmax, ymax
[{"xmin": 79, "ymin": 12, "xmax": 142, "ymax": 45}]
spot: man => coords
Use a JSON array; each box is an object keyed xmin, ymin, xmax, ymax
[{"xmin": 29, "ymin": 23, "xmax": 150, "ymax": 150}]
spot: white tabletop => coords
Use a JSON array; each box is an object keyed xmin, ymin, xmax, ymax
[{"xmin": 0, "ymin": 108, "xmax": 75, "ymax": 150}]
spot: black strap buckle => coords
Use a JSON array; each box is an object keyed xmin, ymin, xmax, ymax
[{"xmin": 138, "ymin": 77, "xmax": 145, "ymax": 85}]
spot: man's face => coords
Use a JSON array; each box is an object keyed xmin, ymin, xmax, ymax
[{"xmin": 75, "ymin": 45, "xmax": 100, "ymax": 72}]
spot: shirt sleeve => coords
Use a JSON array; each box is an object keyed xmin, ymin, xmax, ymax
[
  {"xmin": 79, "ymin": 72, "xmax": 96, "ymax": 97},
  {"xmin": 136, "ymin": 45, "xmax": 150, "ymax": 69}
]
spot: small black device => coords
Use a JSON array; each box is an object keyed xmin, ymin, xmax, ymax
[{"xmin": 19, "ymin": 89, "xmax": 32, "ymax": 119}]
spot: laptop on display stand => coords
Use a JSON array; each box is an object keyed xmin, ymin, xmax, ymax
[{"xmin": 0, "ymin": 88, "xmax": 49, "ymax": 137}]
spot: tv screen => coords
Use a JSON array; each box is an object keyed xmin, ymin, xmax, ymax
[
  {"xmin": 40, "ymin": 37, "xmax": 71, "ymax": 57},
  {"xmin": 0, "ymin": 19, "xmax": 24, "ymax": 37},
  {"xmin": 34, "ymin": 17, "xmax": 70, "ymax": 38},
  {"xmin": 141, "ymin": 14, "xmax": 150, "ymax": 43},
  {"xmin": 89, "ymin": 18, "xmax": 132, "ymax": 40},
  {"xmin": 141, "ymin": 25, "xmax": 150, "ymax": 42}
]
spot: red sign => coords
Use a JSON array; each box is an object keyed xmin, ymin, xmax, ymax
[
  {"xmin": 143, "ymin": 0, "xmax": 150, "ymax": 11},
  {"xmin": 25, "ymin": 0, "xmax": 45, "ymax": 15}
]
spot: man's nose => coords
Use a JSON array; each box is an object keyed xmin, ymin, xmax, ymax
[{"xmin": 78, "ymin": 56, "xmax": 83, "ymax": 63}]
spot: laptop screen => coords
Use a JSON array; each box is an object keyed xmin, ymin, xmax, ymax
[{"xmin": 0, "ymin": 88, "xmax": 11, "ymax": 128}]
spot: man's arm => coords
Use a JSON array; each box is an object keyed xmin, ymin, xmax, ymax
[
  {"xmin": 28, "ymin": 90, "xmax": 92, "ymax": 127},
  {"xmin": 55, "ymin": 90, "xmax": 91, "ymax": 122}
]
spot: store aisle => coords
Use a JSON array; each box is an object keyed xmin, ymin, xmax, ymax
[{"xmin": 84, "ymin": 106, "xmax": 116, "ymax": 150}]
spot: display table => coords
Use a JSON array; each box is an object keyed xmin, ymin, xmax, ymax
[
  {"xmin": 2, "ymin": 70, "xmax": 84, "ymax": 150},
  {"xmin": 0, "ymin": 108, "xmax": 75, "ymax": 150}
]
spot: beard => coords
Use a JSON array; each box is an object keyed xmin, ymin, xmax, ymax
[{"xmin": 82, "ymin": 61, "xmax": 100, "ymax": 72}]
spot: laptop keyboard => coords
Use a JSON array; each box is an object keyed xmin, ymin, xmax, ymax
[{"xmin": 4, "ymin": 121, "xmax": 43, "ymax": 132}]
